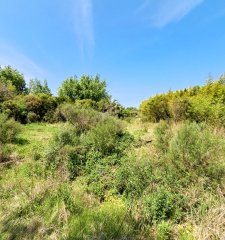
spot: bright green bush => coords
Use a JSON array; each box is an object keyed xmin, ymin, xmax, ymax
[
  {"xmin": 140, "ymin": 78, "xmax": 225, "ymax": 125},
  {"xmin": 156, "ymin": 221, "xmax": 173, "ymax": 240},
  {"xmin": 140, "ymin": 188, "xmax": 187, "ymax": 224},
  {"xmin": 140, "ymin": 95, "xmax": 171, "ymax": 122}
]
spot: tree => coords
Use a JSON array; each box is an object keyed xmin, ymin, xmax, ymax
[
  {"xmin": 0, "ymin": 66, "xmax": 27, "ymax": 94},
  {"xmin": 28, "ymin": 78, "xmax": 51, "ymax": 95},
  {"xmin": 58, "ymin": 74, "xmax": 110, "ymax": 102}
]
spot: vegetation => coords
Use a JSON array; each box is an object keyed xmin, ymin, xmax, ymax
[
  {"xmin": 140, "ymin": 74, "xmax": 225, "ymax": 126},
  {"xmin": 0, "ymin": 66, "xmax": 225, "ymax": 239},
  {"xmin": 58, "ymin": 74, "xmax": 110, "ymax": 102}
]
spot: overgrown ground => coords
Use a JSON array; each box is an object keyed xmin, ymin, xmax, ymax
[{"xmin": 0, "ymin": 119, "xmax": 225, "ymax": 239}]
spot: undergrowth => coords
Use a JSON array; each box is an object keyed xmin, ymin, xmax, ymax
[{"xmin": 0, "ymin": 114, "xmax": 225, "ymax": 239}]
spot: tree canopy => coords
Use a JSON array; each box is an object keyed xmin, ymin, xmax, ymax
[
  {"xmin": 28, "ymin": 79, "xmax": 51, "ymax": 95},
  {"xmin": 0, "ymin": 65, "xmax": 26, "ymax": 94},
  {"xmin": 58, "ymin": 74, "xmax": 110, "ymax": 102}
]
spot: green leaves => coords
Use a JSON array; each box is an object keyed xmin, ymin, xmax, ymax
[
  {"xmin": 0, "ymin": 66, "xmax": 26, "ymax": 94},
  {"xmin": 58, "ymin": 74, "xmax": 110, "ymax": 102}
]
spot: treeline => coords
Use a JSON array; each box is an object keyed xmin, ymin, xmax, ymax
[
  {"xmin": 0, "ymin": 66, "xmax": 137, "ymax": 123},
  {"xmin": 140, "ymin": 74, "xmax": 225, "ymax": 125}
]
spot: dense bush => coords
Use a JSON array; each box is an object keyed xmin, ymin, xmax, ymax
[
  {"xmin": 140, "ymin": 76, "xmax": 225, "ymax": 126},
  {"xmin": 154, "ymin": 122, "xmax": 225, "ymax": 188},
  {"xmin": 140, "ymin": 95, "xmax": 170, "ymax": 122},
  {"xmin": 140, "ymin": 188, "xmax": 187, "ymax": 224},
  {"xmin": 0, "ymin": 113, "xmax": 21, "ymax": 144},
  {"xmin": 27, "ymin": 112, "xmax": 38, "ymax": 123},
  {"xmin": 115, "ymin": 156, "xmax": 154, "ymax": 198},
  {"xmin": 84, "ymin": 118, "xmax": 124, "ymax": 155},
  {"xmin": 46, "ymin": 114, "xmax": 133, "ymax": 181},
  {"xmin": 0, "ymin": 96, "xmax": 28, "ymax": 123},
  {"xmin": 57, "ymin": 104, "xmax": 103, "ymax": 133}
]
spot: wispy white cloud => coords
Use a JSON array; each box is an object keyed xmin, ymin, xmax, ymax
[
  {"xmin": 138, "ymin": 0, "xmax": 204, "ymax": 27},
  {"xmin": 73, "ymin": 0, "xmax": 94, "ymax": 59},
  {"xmin": 0, "ymin": 42, "xmax": 47, "ymax": 82}
]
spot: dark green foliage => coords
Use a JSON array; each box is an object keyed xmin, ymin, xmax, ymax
[
  {"xmin": 0, "ymin": 96, "xmax": 28, "ymax": 123},
  {"xmin": 1, "ymin": 94, "xmax": 57, "ymax": 123},
  {"xmin": 85, "ymin": 155, "xmax": 118, "ymax": 198},
  {"xmin": 24, "ymin": 94, "xmax": 57, "ymax": 122}
]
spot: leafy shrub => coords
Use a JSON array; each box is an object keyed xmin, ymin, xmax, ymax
[
  {"xmin": 85, "ymin": 155, "xmax": 118, "ymax": 198},
  {"xmin": 24, "ymin": 94, "xmax": 57, "ymax": 122},
  {"xmin": 140, "ymin": 78, "xmax": 225, "ymax": 125},
  {"xmin": 156, "ymin": 221, "xmax": 173, "ymax": 240},
  {"xmin": 58, "ymin": 104, "xmax": 103, "ymax": 134},
  {"xmin": 140, "ymin": 95, "xmax": 170, "ymax": 122},
  {"xmin": 74, "ymin": 99, "xmax": 97, "ymax": 109},
  {"xmin": 168, "ymin": 123, "xmax": 225, "ymax": 185},
  {"xmin": 0, "ymin": 114, "xmax": 21, "ymax": 143},
  {"xmin": 170, "ymin": 97, "xmax": 190, "ymax": 122},
  {"xmin": 0, "ymin": 144, "xmax": 12, "ymax": 163},
  {"xmin": 46, "ymin": 125, "xmax": 83, "ymax": 179},
  {"xmin": 27, "ymin": 112, "xmax": 38, "ymax": 123},
  {"xmin": 0, "ymin": 65, "xmax": 27, "ymax": 94},
  {"xmin": 1, "ymin": 96, "xmax": 27, "ymax": 123},
  {"xmin": 140, "ymin": 189, "xmax": 187, "ymax": 224},
  {"xmin": 115, "ymin": 156, "xmax": 154, "ymax": 198},
  {"xmin": 84, "ymin": 118, "xmax": 124, "ymax": 155}
]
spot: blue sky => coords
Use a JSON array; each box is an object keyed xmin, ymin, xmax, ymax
[{"xmin": 1, "ymin": 0, "xmax": 225, "ymax": 107}]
